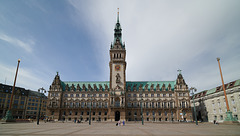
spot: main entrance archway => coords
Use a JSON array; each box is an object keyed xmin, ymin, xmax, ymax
[{"xmin": 115, "ymin": 111, "xmax": 120, "ymax": 121}]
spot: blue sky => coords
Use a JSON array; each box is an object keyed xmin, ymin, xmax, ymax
[{"xmin": 0, "ymin": 0, "xmax": 240, "ymax": 93}]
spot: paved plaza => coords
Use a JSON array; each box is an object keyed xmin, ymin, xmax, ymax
[{"xmin": 0, "ymin": 121, "xmax": 240, "ymax": 136}]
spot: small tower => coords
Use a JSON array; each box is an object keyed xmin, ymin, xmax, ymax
[
  {"xmin": 47, "ymin": 72, "xmax": 62, "ymax": 120},
  {"xmin": 174, "ymin": 70, "xmax": 190, "ymax": 122}
]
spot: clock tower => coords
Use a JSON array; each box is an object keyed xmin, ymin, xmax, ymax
[
  {"xmin": 109, "ymin": 10, "xmax": 126, "ymax": 92},
  {"xmin": 109, "ymin": 10, "xmax": 127, "ymax": 121}
]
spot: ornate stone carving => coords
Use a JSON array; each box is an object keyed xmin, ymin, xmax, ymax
[{"xmin": 116, "ymin": 73, "xmax": 120, "ymax": 83}]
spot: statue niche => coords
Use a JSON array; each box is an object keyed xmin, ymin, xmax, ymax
[{"xmin": 116, "ymin": 73, "xmax": 121, "ymax": 83}]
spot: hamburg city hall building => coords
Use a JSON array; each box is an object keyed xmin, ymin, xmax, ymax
[{"xmin": 46, "ymin": 12, "xmax": 192, "ymax": 122}]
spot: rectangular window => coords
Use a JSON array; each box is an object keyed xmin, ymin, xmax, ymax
[
  {"xmin": 128, "ymin": 94, "xmax": 131, "ymax": 97},
  {"xmin": 105, "ymin": 94, "xmax": 108, "ymax": 97},
  {"xmin": 76, "ymin": 94, "xmax": 79, "ymax": 97},
  {"xmin": 21, "ymin": 96, "xmax": 25, "ymax": 100},
  {"xmin": 182, "ymin": 102, "xmax": 185, "ymax": 108},
  {"xmin": 213, "ymin": 109, "xmax": 216, "ymax": 114},
  {"xmin": 169, "ymin": 94, "xmax": 172, "ymax": 97},
  {"xmin": 163, "ymin": 94, "xmax": 166, "ymax": 97},
  {"xmin": 81, "ymin": 102, "xmax": 84, "ymax": 108},
  {"xmin": 98, "ymin": 102, "xmax": 102, "ymax": 108},
  {"xmin": 64, "ymin": 94, "xmax": 68, "ymax": 97},
  {"xmin": 170, "ymin": 102, "xmax": 173, "ymax": 108},
  {"xmin": 93, "ymin": 94, "xmax": 96, "ymax": 97},
  {"xmin": 151, "ymin": 94, "xmax": 154, "ymax": 97},
  {"xmin": 133, "ymin": 94, "xmax": 137, "ymax": 97},
  {"xmin": 87, "ymin": 102, "xmax": 91, "ymax": 108},
  {"xmin": 99, "ymin": 94, "xmax": 102, "ymax": 97},
  {"xmin": 14, "ymin": 100, "xmax": 18, "ymax": 104},
  {"xmin": 158, "ymin": 111, "xmax": 161, "ymax": 116},
  {"xmin": 93, "ymin": 111, "xmax": 95, "ymax": 115},
  {"xmin": 157, "ymin": 94, "xmax": 160, "ymax": 97},
  {"xmin": 145, "ymin": 94, "xmax": 148, "ymax": 97},
  {"xmin": 99, "ymin": 112, "xmax": 101, "ymax": 115},
  {"xmin": 76, "ymin": 102, "xmax": 79, "ymax": 107},
  {"xmin": 128, "ymin": 102, "xmax": 131, "ymax": 108},
  {"xmin": 93, "ymin": 102, "xmax": 96, "ymax": 108},
  {"xmin": 133, "ymin": 102, "xmax": 137, "ymax": 108},
  {"xmin": 164, "ymin": 102, "xmax": 167, "ymax": 108},
  {"xmin": 105, "ymin": 102, "xmax": 108, "ymax": 108},
  {"xmin": 20, "ymin": 101, "xmax": 24, "ymax": 105},
  {"xmin": 233, "ymin": 107, "xmax": 237, "ymax": 112},
  {"xmin": 82, "ymin": 94, "xmax": 85, "ymax": 97},
  {"xmin": 105, "ymin": 111, "xmax": 107, "ymax": 115},
  {"xmin": 75, "ymin": 112, "xmax": 78, "ymax": 115},
  {"xmin": 232, "ymin": 99, "xmax": 235, "ymax": 104},
  {"xmin": 220, "ymin": 115, "xmax": 223, "ymax": 120}
]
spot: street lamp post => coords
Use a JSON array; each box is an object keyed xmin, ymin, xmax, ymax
[
  {"xmin": 190, "ymin": 87, "xmax": 198, "ymax": 125},
  {"xmin": 37, "ymin": 87, "xmax": 46, "ymax": 125},
  {"xmin": 140, "ymin": 89, "xmax": 144, "ymax": 125},
  {"xmin": 89, "ymin": 89, "xmax": 92, "ymax": 125}
]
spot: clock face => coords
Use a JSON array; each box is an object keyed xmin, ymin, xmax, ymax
[{"xmin": 115, "ymin": 65, "xmax": 120, "ymax": 71}]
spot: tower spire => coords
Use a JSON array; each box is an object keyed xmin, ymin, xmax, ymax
[
  {"xmin": 117, "ymin": 8, "xmax": 119, "ymax": 23},
  {"xmin": 112, "ymin": 8, "xmax": 123, "ymax": 48}
]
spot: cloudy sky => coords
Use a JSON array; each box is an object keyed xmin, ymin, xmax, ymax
[{"xmin": 0, "ymin": 0, "xmax": 240, "ymax": 93}]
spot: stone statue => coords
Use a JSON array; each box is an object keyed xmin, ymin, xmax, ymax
[{"xmin": 116, "ymin": 73, "xmax": 120, "ymax": 83}]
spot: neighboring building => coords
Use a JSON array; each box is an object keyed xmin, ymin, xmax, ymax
[
  {"xmin": 47, "ymin": 12, "xmax": 191, "ymax": 122},
  {"xmin": 0, "ymin": 83, "xmax": 47, "ymax": 119},
  {"xmin": 26, "ymin": 91, "xmax": 47, "ymax": 119},
  {"xmin": 191, "ymin": 79, "xmax": 240, "ymax": 123}
]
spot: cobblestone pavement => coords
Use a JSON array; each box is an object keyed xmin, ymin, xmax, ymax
[{"xmin": 0, "ymin": 121, "xmax": 239, "ymax": 136}]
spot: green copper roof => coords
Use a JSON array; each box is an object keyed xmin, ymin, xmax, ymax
[
  {"xmin": 61, "ymin": 80, "xmax": 176, "ymax": 92},
  {"xmin": 234, "ymin": 79, "xmax": 240, "ymax": 87},
  {"xmin": 62, "ymin": 81, "xmax": 110, "ymax": 92},
  {"xmin": 126, "ymin": 81, "xmax": 176, "ymax": 91},
  {"xmin": 206, "ymin": 87, "xmax": 216, "ymax": 95}
]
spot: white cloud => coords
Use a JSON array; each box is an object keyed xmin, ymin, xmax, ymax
[
  {"xmin": 0, "ymin": 33, "xmax": 34, "ymax": 53},
  {"xmin": 68, "ymin": 0, "xmax": 240, "ymax": 91},
  {"xmin": 0, "ymin": 62, "xmax": 50, "ymax": 91}
]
